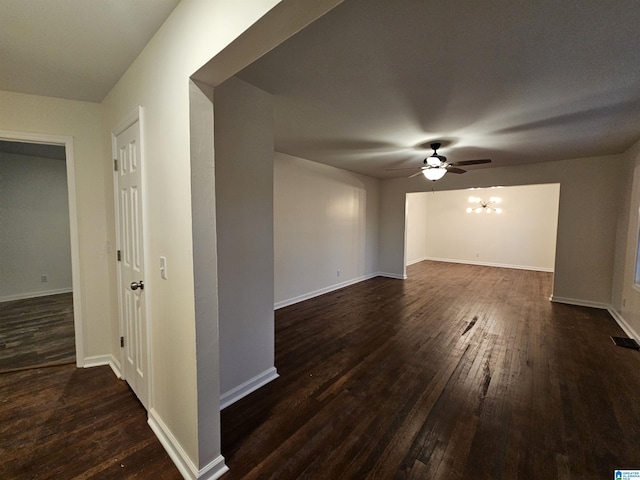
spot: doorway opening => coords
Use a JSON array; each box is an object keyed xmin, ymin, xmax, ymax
[
  {"xmin": 404, "ymin": 183, "xmax": 561, "ymax": 292},
  {"xmin": 0, "ymin": 133, "xmax": 83, "ymax": 372}
]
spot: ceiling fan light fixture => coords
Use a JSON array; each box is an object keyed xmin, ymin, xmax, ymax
[
  {"xmin": 422, "ymin": 167, "xmax": 447, "ymax": 181},
  {"xmin": 426, "ymin": 154, "xmax": 441, "ymax": 167}
]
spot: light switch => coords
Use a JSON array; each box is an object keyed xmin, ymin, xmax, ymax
[{"xmin": 160, "ymin": 256, "xmax": 167, "ymax": 279}]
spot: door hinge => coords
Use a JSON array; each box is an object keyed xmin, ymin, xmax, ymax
[
  {"xmin": 117, "ymin": 250, "xmax": 121, "ymax": 261},
  {"xmin": 113, "ymin": 159, "xmax": 118, "ymax": 171},
  {"xmin": 120, "ymin": 336, "xmax": 124, "ymax": 348}
]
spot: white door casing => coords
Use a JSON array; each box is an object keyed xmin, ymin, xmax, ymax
[
  {"xmin": 0, "ymin": 130, "xmax": 84, "ymax": 365},
  {"xmin": 113, "ymin": 111, "xmax": 149, "ymax": 409}
]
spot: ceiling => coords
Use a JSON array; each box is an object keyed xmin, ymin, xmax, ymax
[
  {"xmin": 236, "ymin": 0, "xmax": 640, "ymax": 178},
  {"xmin": 0, "ymin": 0, "xmax": 180, "ymax": 102},
  {"xmin": 2, "ymin": 0, "xmax": 639, "ymax": 179}
]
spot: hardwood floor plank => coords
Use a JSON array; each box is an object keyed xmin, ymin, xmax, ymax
[
  {"xmin": 0, "ymin": 364, "xmax": 181, "ymax": 479},
  {"xmin": 0, "ymin": 293, "xmax": 75, "ymax": 372},
  {"xmin": 221, "ymin": 261, "xmax": 640, "ymax": 479}
]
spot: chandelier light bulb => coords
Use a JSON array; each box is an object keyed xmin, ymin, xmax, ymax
[{"xmin": 466, "ymin": 195, "xmax": 504, "ymax": 214}]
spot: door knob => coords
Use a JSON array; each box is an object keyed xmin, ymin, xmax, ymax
[{"xmin": 130, "ymin": 280, "xmax": 144, "ymax": 291}]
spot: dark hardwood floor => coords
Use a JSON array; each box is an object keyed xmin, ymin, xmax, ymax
[
  {"xmin": 2, "ymin": 263, "xmax": 638, "ymax": 479},
  {"xmin": 0, "ymin": 364, "xmax": 182, "ymax": 479},
  {"xmin": 221, "ymin": 261, "xmax": 640, "ymax": 480},
  {"xmin": 0, "ymin": 293, "xmax": 76, "ymax": 373}
]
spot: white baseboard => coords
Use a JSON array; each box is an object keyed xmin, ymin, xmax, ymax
[
  {"xmin": 0, "ymin": 287, "xmax": 73, "ymax": 303},
  {"xmin": 196, "ymin": 456, "xmax": 230, "ymax": 480},
  {"xmin": 406, "ymin": 256, "xmax": 429, "ymax": 266},
  {"xmin": 220, "ymin": 367, "xmax": 279, "ymax": 410},
  {"xmin": 148, "ymin": 409, "xmax": 229, "ymax": 480},
  {"xmin": 274, "ymin": 273, "xmax": 378, "ymax": 310},
  {"xmin": 82, "ymin": 354, "xmax": 122, "ymax": 378},
  {"xmin": 377, "ymin": 271, "xmax": 407, "ymax": 280},
  {"xmin": 84, "ymin": 358, "xmax": 229, "ymax": 479},
  {"xmin": 421, "ymin": 257, "xmax": 554, "ymax": 272},
  {"xmin": 607, "ymin": 307, "xmax": 640, "ymax": 341},
  {"xmin": 549, "ymin": 296, "xmax": 609, "ymax": 309}
]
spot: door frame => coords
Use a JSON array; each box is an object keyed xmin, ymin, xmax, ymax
[
  {"xmin": 0, "ymin": 129, "xmax": 84, "ymax": 365},
  {"xmin": 111, "ymin": 107, "xmax": 153, "ymax": 409}
]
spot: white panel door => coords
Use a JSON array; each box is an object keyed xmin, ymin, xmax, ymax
[{"xmin": 115, "ymin": 120, "xmax": 148, "ymax": 408}]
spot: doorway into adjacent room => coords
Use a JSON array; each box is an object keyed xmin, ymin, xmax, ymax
[
  {"xmin": 405, "ymin": 184, "xmax": 561, "ymax": 279},
  {"xmin": 0, "ymin": 138, "xmax": 77, "ymax": 373}
]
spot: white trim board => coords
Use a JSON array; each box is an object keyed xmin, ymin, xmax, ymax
[
  {"xmin": 0, "ymin": 130, "xmax": 84, "ymax": 367},
  {"xmin": 148, "ymin": 409, "xmax": 229, "ymax": 480},
  {"xmin": 220, "ymin": 367, "xmax": 279, "ymax": 410},
  {"xmin": 275, "ymin": 272, "xmax": 409, "ymax": 310},
  {"xmin": 406, "ymin": 256, "xmax": 429, "ymax": 266},
  {"xmin": 83, "ymin": 354, "xmax": 122, "ymax": 379},
  {"xmin": 0, "ymin": 288, "xmax": 73, "ymax": 303},
  {"xmin": 549, "ymin": 296, "xmax": 609, "ymax": 309},
  {"xmin": 607, "ymin": 307, "xmax": 640, "ymax": 341},
  {"xmin": 275, "ymin": 273, "xmax": 379, "ymax": 310},
  {"xmin": 420, "ymin": 257, "xmax": 554, "ymax": 273},
  {"xmin": 377, "ymin": 272, "xmax": 407, "ymax": 280}
]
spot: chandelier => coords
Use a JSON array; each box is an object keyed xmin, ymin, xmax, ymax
[{"xmin": 466, "ymin": 196, "xmax": 503, "ymax": 214}]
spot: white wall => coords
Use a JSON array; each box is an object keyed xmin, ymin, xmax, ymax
[
  {"xmin": 101, "ymin": 1, "xmax": 287, "ymax": 473},
  {"xmin": 610, "ymin": 138, "xmax": 640, "ymax": 340},
  {"xmin": 380, "ymin": 154, "xmax": 626, "ymax": 305},
  {"xmin": 100, "ymin": 0, "xmax": 343, "ymax": 476},
  {"xmin": 274, "ymin": 152, "xmax": 380, "ymax": 307},
  {"xmin": 0, "ymin": 152, "xmax": 72, "ymax": 300},
  {"xmin": 214, "ymin": 76, "xmax": 277, "ymax": 404},
  {"xmin": 405, "ymin": 193, "xmax": 429, "ymax": 265},
  {"xmin": 406, "ymin": 184, "xmax": 560, "ymax": 271},
  {"xmin": 0, "ymin": 90, "xmax": 109, "ymax": 358}
]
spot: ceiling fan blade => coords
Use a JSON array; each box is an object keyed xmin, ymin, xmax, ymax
[
  {"xmin": 408, "ymin": 170, "xmax": 424, "ymax": 178},
  {"xmin": 447, "ymin": 167, "xmax": 467, "ymax": 174},
  {"xmin": 450, "ymin": 158, "xmax": 492, "ymax": 167}
]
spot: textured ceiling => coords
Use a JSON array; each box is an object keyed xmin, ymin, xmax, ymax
[
  {"xmin": 2, "ymin": 0, "xmax": 639, "ymax": 178},
  {"xmin": 0, "ymin": 0, "xmax": 180, "ymax": 102},
  {"xmin": 237, "ymin": 0, "xmax": 640, "ymax": 178}
]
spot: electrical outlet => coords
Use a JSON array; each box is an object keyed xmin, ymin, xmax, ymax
[
  {"xmin": 337, "ymin": 270, "xmax": 341, "ymax": 277},
  {"xmin": 41, "ymin": 274, "xmax": 48, "ymax": 283}
]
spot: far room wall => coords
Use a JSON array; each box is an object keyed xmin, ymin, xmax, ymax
[
  {"xmin": 380, "ymin": 154, "xmax": 627, "ymax": 306},
  {"xmin": 610, "ymin": 137, "xmax": 640, "ymax": 341},
  {"xmin": 274, "ymin": 152, "xmax": 380, "ymax": 308},
  {"xmin": 406, "ymin": 184, "xmax": 560, "ymax": 272},
  {"xmin": 0, "ymin": 151, "xmax": 72, "ymax": 301}
]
